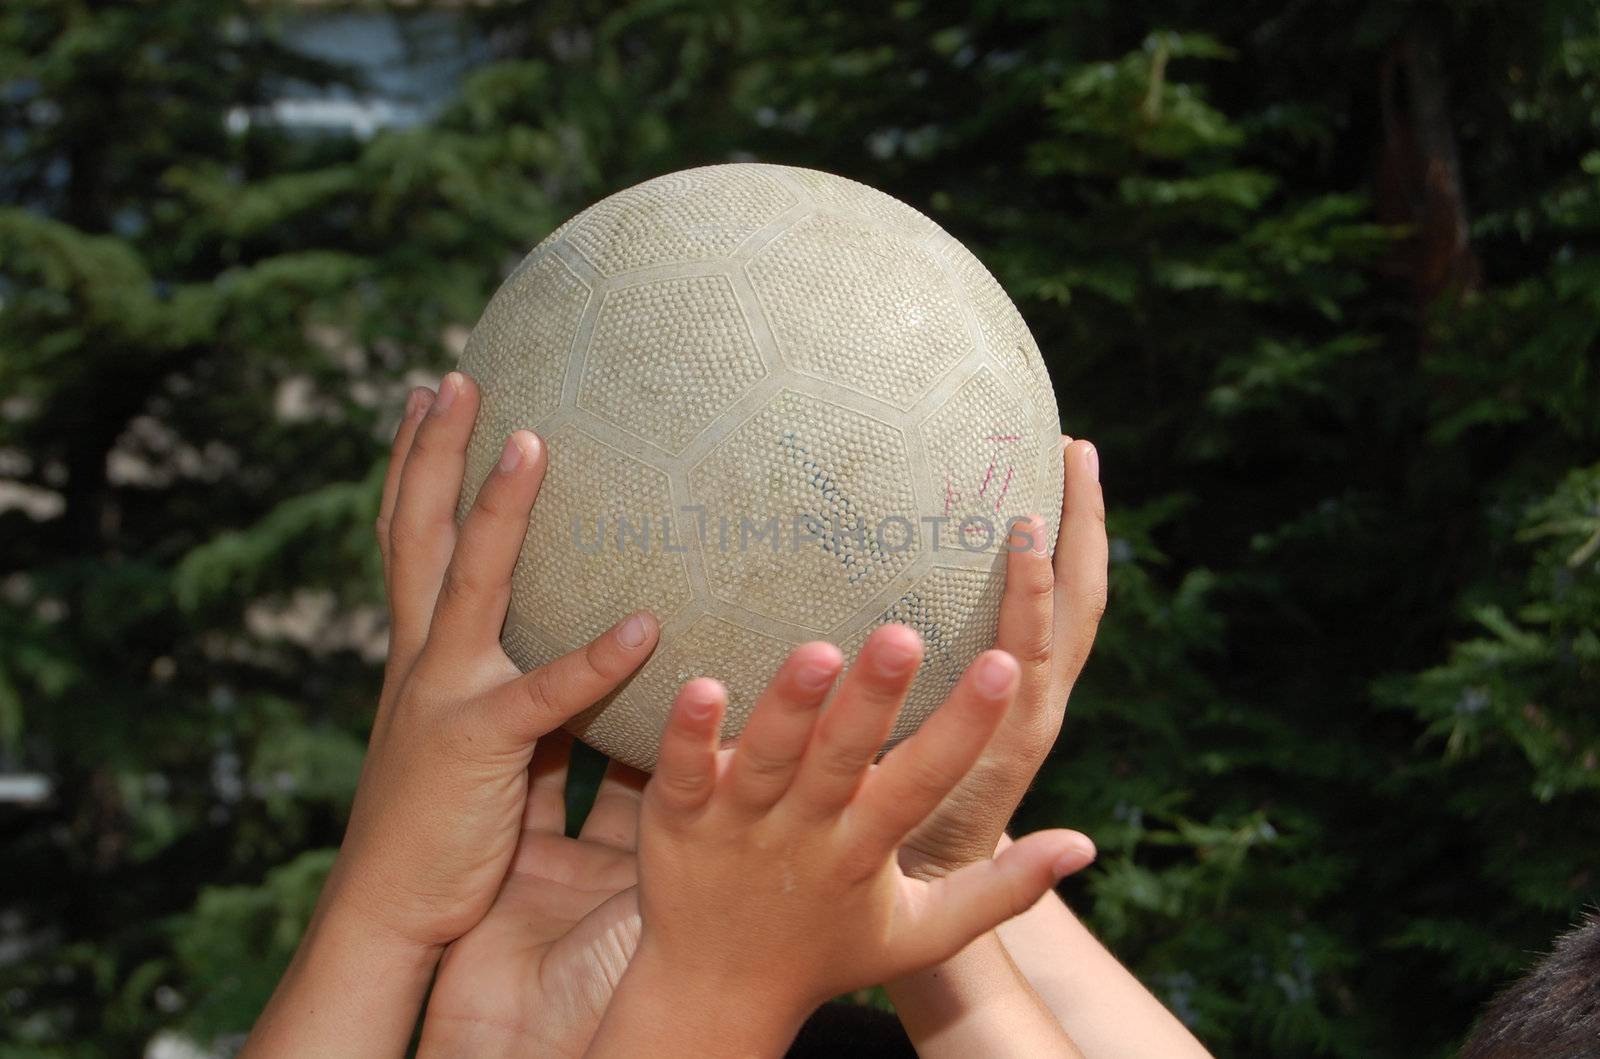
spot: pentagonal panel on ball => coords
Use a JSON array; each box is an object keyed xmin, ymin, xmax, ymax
[
  {"xmin": 782, "ymin": 166, "xmax": 937, "ymax": 238},
  {"xmin": 578, "ymin": 274, "xmax": 767, "ymax": 454},
  {"xmin": 747, "ymin": 213, "xmax": 970, "ymax": 409},
  {"xmin": 688, "ymin": 389, "xmax": 919, "ymax": 630},
  {"xmin": 918, "ymin": 367, "xmax": 1040, "ymax": 556},
  {"xmin": 508, "ymin": 424, "xmax": 694, "ymax": 649},
  {"xmin": 501, "ymin": 621, "xmax": 561, "ymax": 677},
  {"xmin": 615, "ymin": 615, "xmax": 798, "ymax": 755},
  {"xmin": 457, "ymin": 253, "xmax": 591, "ymax": 512},
  {"xmin": 938, "ymin": 237, "xmax": 1060, "ymax": 437},
  {"xmin": 563, "ymin": 165, "xmax": 798, "ymax": 276}
]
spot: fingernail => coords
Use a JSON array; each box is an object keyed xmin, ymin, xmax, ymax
[
  {"xmin": 1052, "ymin": 834, "xmax": 1097, "ymax": 878},
  {"xmin": 794, "ymin": 658, "xmax": 838, "ymax": 692},
  {"xmin": 497, "ymin": 434, "xmax": 524, "ymax": 473},
  {"xmin": 681, "ymin": 682, "xmax": 720, "ymax": 721},
  {"xmin": 873, "ymin": 639, "xmax": 919, "ymax": 677},
  {"xmin": 617, "ymin": 612, "xmax": 651, "ymax": 649},
  {"xmin": 1005, "ymin": 517, "xmax": 1037, "ymax": 555},
  {"xmin": 1083, "ymin": 443, "xmax": 1099, "ymax": 483},
  {"xmin": 431, "ymin": 372, "xmax": 462, "ymax": 415},
  {"xmin": 1030, "ymin": 516, "xmax": 1050, "ymax": 557},
  {"xmin": 404, "ymin": 388, "xmax": 430, "ymax": 419},
  {"xmin": 973, "ymin": 652, "xmax": 1015, "ymax": 696}
]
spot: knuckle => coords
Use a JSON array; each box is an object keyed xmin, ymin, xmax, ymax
[
  {"xmin": 655, "ymin": 768, "xmax": 709, "ymax": 804},
  {"xmin": 1080, "ymin": 582, "xmax": 1109, "ymax": 620},
  {"xmin": 1002, "ymin": 870, "xmax": 1036, "ymax": 918},
  {"xmin": 858, "ymin": 676, "xmax": 912, "ymax": 712},
  {"xmin": 837, "ymin": 842, "xmax": 884, "ymax": 882},
  {"xmin": 406, "ymin": 426, "xmax": 437, "ymax": 460},
  {"xmin": 746, "ymin": 823, "xmax": 783, "ymax": 856},
  {"xmin": 1015, "ymin": 696, "xmax": 1063, "ymax": 743},
  {"xmin": 1011, "ymin": 543, "xmax": 1049, "ymax": 585},
  {"xmin": 737, "ymin": 746, "xmax": 794, "ymax": 785},
  {"xmin": 517, "ymin": 670, "xmax": 559, "ymax": 719},
  {"xmin": 1010, "ymin": 623, "xmax": 1054, "ymax": 666},
  {"xmin": 1007, "ymin": 557, "xmax": 1054, "ymax": 607},
  {"xmin": 817, "ymin": 744, "xmax": 872, "ymax": 783},
  {"xmin": 386, "ymin": 514, "xmax": 427, "ymax": 557},
  {"xmin": 438, "ymin": 564, "xmax": 483, "ymax": 608},
  {"xmin": 899, "ymin": 753, "xmax": 955, "ymax": 802},
  {"xmin": 1023, "ymin": 562, "xmax": 1055, "ymax": 598},
  {"xmin": 663, "ymin": 769, "xmax": 707, "ymax": 796},
  {"xmin": 470, "ymin": 480, "xmax": 514, "ymax": 522},
  {"xmin": 583, "ymin": 634, "xmax": 629, "ymax": 682}
]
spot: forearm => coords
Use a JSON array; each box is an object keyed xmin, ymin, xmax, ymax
[
  {"xmin": 584, "ymin": 944, "xmax": 810, "ymax": 1058},
  {"xmin": 886, "ymin": 930, "xmax": 1083, "ymax": 1058},
  {"xmin": 415, "ymin": 1015, "xmax": 524, "ymax": 1059},
  {"xmin": 993, "ymin": 839, "xmax": 1210, "ymax": 1058},
  {"xmin": 241, "ymin": 889, "xmax": 441, "ymax": 1058}
]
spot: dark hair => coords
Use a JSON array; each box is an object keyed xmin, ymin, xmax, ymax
[
  {"xmin": 1459, "ymin": 911, "xmax": 1600, "ymax": 1059},
  {"xmin": 786, "ymin": 1001, "xmax": 917, "ymax": 1058}
]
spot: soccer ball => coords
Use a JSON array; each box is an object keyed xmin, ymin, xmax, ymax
[{"xmin": 458, "ymin": 163, "xmax": 1061, "ymax": 770}]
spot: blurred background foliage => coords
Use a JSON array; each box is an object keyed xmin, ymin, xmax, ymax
[{"xmin": 1, "ymin": 0, "xmax": 1598, "ymax": 1055}]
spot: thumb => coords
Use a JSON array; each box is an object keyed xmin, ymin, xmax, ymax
[
  {"xmin": 474, "ymin": 611, "xmax": 658, "ymax": 751},
  {"xmin": 898, "ymin": 829, "xmax": 1095, "ymax": 969}
]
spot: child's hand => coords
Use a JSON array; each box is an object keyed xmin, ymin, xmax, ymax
[
  {"xmin": 900, "ymin": 436, "xmax": 1107, "ymax": 878},
  {"xmin": 585, "ymin": 627, "xmax": 1095, "ymax": 1058},
  {"xmin": 327, "ymin": 372, "xmax": 660, "ymax": 949},
  {"xmin": 418, "ymin": 734, "xmax": 644, "ymax": 1059},
  {"xmin": 245, "ymin": 376, "xmax": 660, "ymax": 1056}
]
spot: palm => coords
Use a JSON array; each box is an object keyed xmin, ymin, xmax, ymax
[{"xmin": 420, "ymin": 738, "xmax": 646, "ymax": 1058}]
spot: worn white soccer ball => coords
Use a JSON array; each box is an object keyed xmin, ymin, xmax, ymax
[{"xmin": 457, "ymin": 163, "xmax": 1061, "ymax": 770}]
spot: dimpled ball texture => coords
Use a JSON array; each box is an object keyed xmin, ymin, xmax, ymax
[{"xmin": 457, "ymin": 163, "xmax": 1062, "ymax": 771}]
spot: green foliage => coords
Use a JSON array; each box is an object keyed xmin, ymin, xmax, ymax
[
  {"xmin": 2, "ymin": 1, "xmax": 1597, "ymax": 1056},
  {"xmin": 170, "ymin": 849, "xmax": 337, "ymax": 1042}
]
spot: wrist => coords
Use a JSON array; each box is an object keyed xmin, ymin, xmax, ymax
[
  {"xmin": 416, "ymin": 1015, "xmax": 524, "ymax": 1059},
  {"xmin": 590, "ymin": 938, "xmax": 814, "ymax": 1057},
  {"xmin": 242, "ymin": 885, "xmax": 443, "ymax": 1057},
  {"xmin": 631, "ymin": 938, "xmax": 817, "ymax": 1038},
  {"xmin": 313, "ymin": 880, "xmax": 446, "ymax": 973},
  {"xmin": 887, "ymin": 932, "xmax": 1082, "ymax": 1057},
  {"xmin": 317, "ymin": 851, "xmax": 450, "ymax": 957},
  {"xmin": 273, "ymin": 878, "xmax": 443, "ymax": 1019}
]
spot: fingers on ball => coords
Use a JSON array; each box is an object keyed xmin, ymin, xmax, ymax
[
  {"xmin": 726, "ymin": 641, "xmax": 843, "ymax": 811},
  {"xmin": 851, "ymin": 649, "xmax": 1019, "ymax": 854},
  {"xmin": 790, "ymin": 625, "xmax": 923, "ymax": 816},
  {"xmin": 653, "ymin": 678, "xmax": 726, "ymax": 813}
]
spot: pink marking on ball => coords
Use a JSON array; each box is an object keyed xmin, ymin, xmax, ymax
[{"xmin": 993, "ymin": 467, "xmax": 1015, "ymax": 512}]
